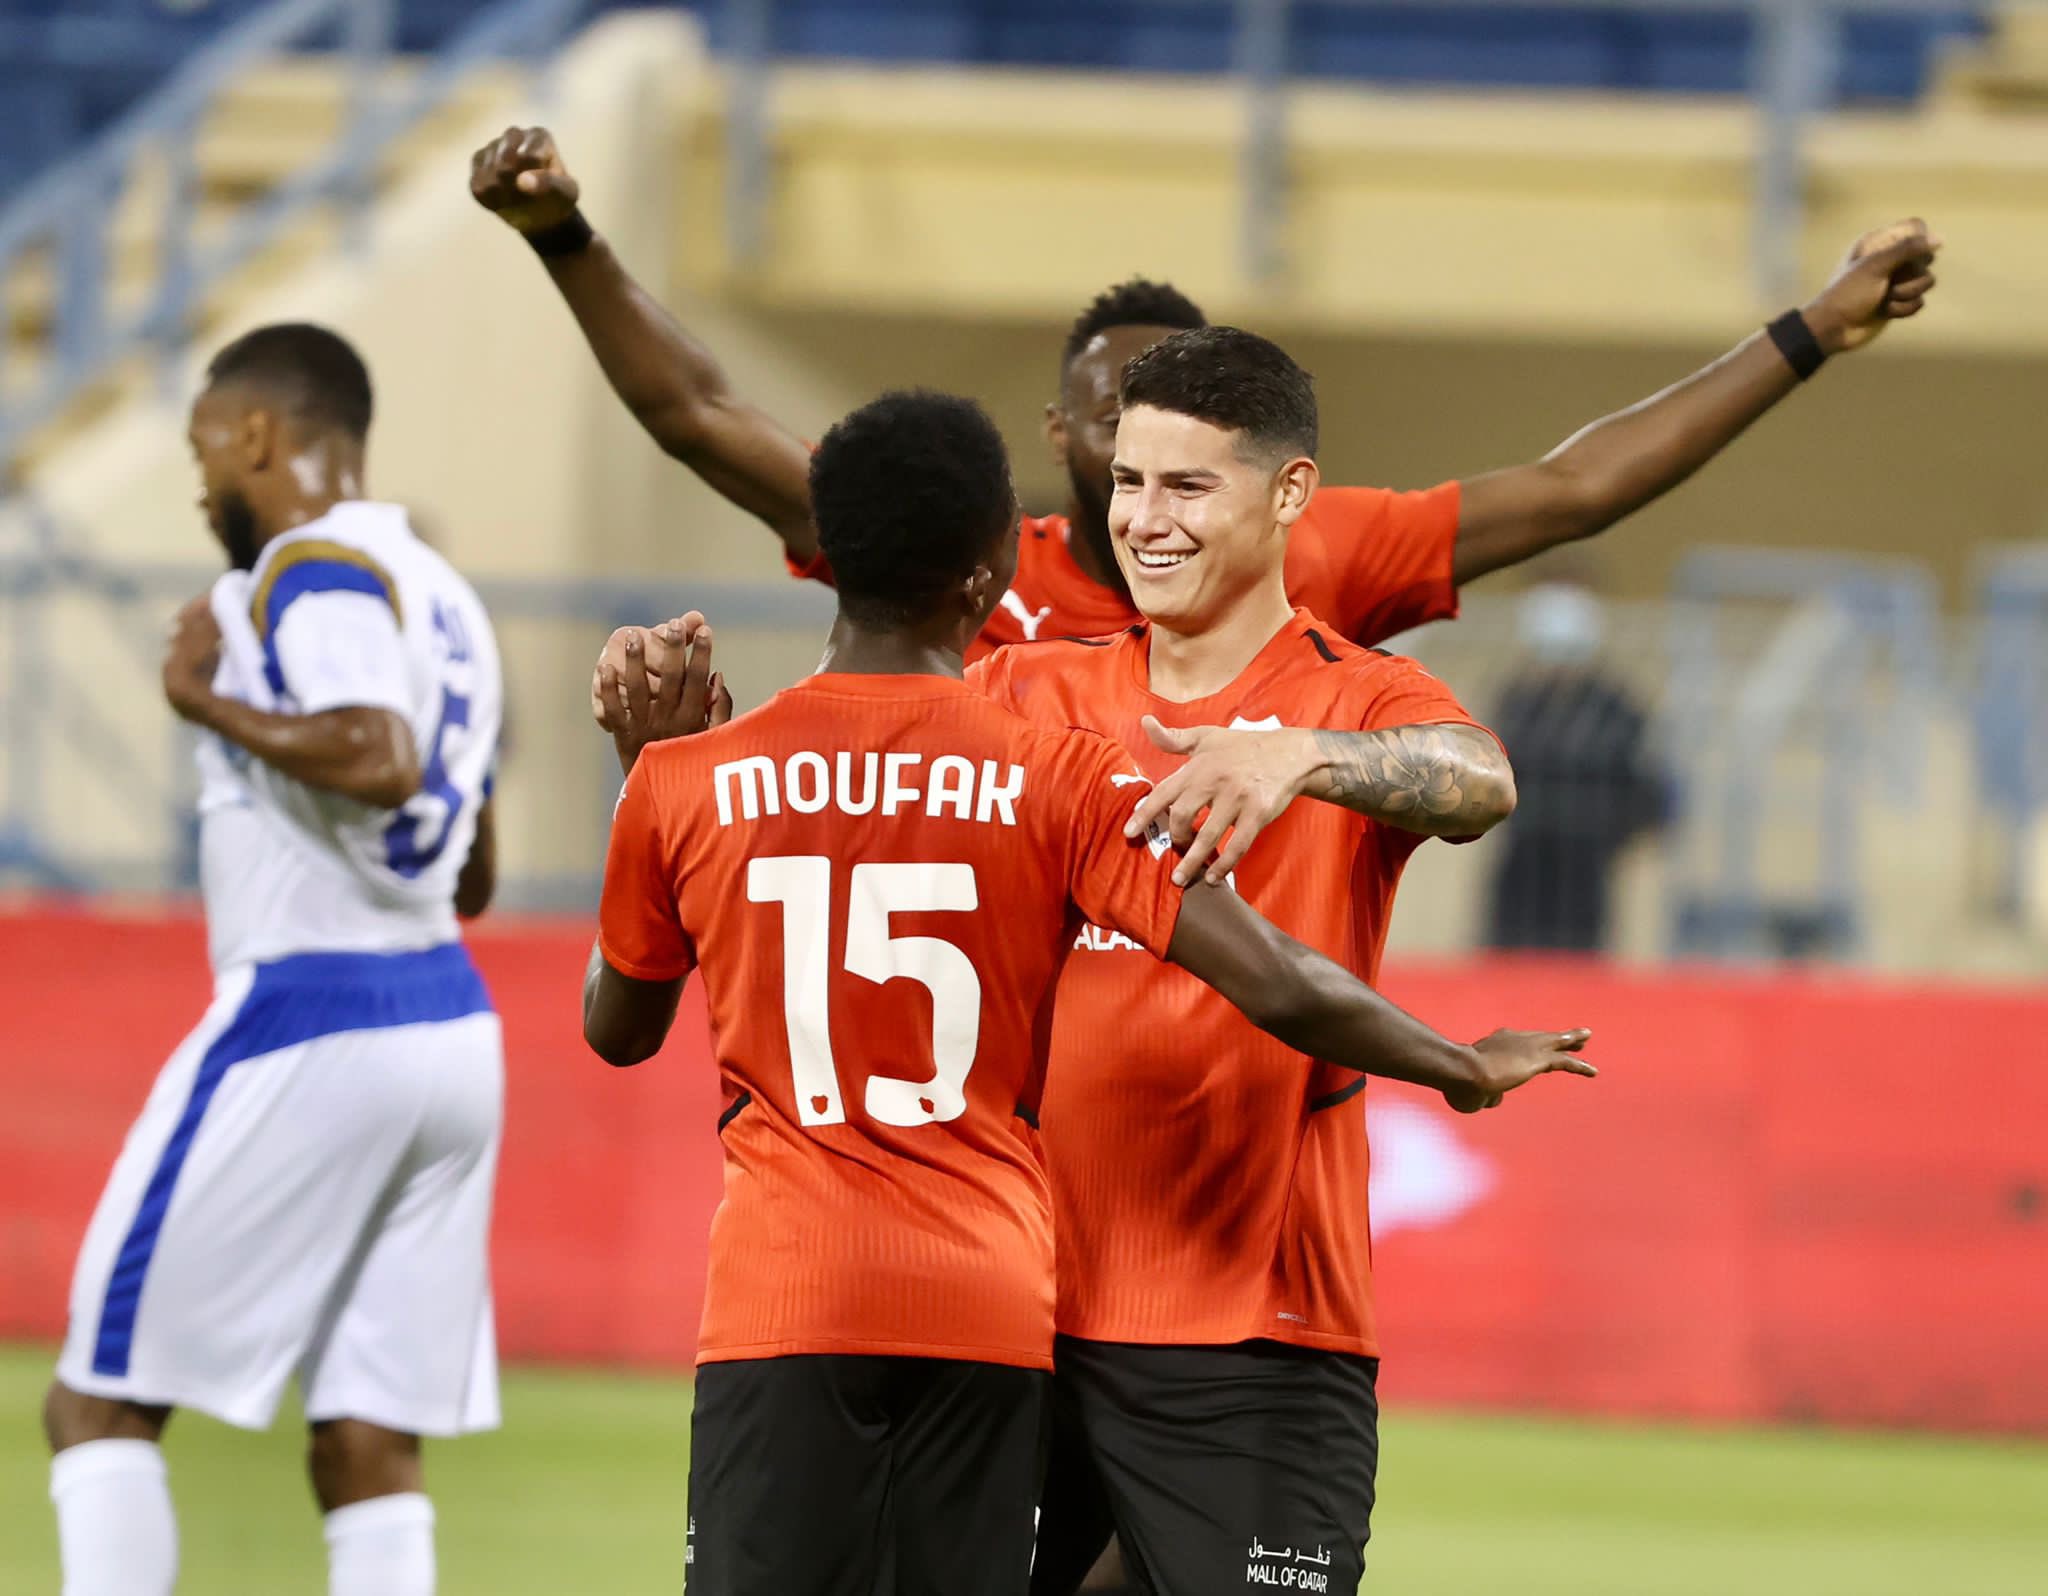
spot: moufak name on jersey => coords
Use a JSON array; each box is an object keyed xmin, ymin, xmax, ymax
[{"xmin": 714, "ymin": 752, "xmax": 1026, "ymax": 827}]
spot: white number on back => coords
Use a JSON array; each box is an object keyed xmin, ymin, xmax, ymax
[{"xmin": 746, "ymin": 857, "xmax": 982, "ymax": 1128}]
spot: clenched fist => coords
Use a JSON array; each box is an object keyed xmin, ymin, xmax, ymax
[
  {"xmin": 1801, "ymin": 218, "xmax": 1942, "ymax": 356},
  {"xmin": 470, "ymin": 125, "xmax": 582, "ymax": 236}
]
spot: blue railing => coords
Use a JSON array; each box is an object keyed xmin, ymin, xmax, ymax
[
  {"xmin": 1662, "ymin": 547, "xmax": 1945, "ymax": 957},
  {"xmin": 0, "ymin": 0, "xmax": 586, "ymax": 491},
  {"xmin": 1974, "ymin": 545, "xmax": 2048, "ymax": 915}
]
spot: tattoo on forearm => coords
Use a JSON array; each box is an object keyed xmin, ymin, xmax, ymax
[{"xmin": 1308, "ymin": 725, "xmax": 1512, "ymax": 835}]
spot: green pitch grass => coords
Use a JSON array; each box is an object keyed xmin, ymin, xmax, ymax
[{"xmin": 4, "ymin": 1344, "xmax": 2044, "ymax": 1593}]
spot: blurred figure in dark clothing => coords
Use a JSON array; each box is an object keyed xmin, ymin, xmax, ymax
[{"xmin": 1486, "ymin": 578, "xmax": 1669, "ymax": 952}]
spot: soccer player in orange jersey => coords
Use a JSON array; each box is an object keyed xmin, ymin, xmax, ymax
[
  {"xmin": 472, "ymin": 126, "xmax": 1938, "ymax": 663},
  {"xmin": 966, "ymin": 328, "xmax": 1539, "ymax": 1595},
  {"xmin": 581, "ymin": 390, "xmax": 1594, "ymax": 1596}
]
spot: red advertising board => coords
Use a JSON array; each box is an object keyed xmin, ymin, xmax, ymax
[{"xmin": 3, "ymin": 908, "xmax": 2043, "ymax": 1434}]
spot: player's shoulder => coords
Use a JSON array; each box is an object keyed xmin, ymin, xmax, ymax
[
  {"xmin": 1276, "ymin": 613, "xmax": 1448, "ymax": 695},
  {"xmin": 977, "ymin": 624, "xmax": 1143, "ymax": 689},
  {"xmin": 1296, "ymin": 480, "xmax": 1457, "ymax": 535},
  {"xmin": 249, "ymin": 503, "xmax": 412, "ymax": 629}
]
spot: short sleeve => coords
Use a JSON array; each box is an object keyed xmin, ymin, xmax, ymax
[
  {"xmin": 1300, "ymin": 483, "xmax": 1461, "ymax": 647},
  {"xmin": 1052, "ymin": 731, "xmax": 1183, "ymax": 957},
  {"xmin": 267, "ymin": 589, "xmax": 412, "ymax": 718},
  {"xmin": 597, "ymin": 754, "xmax": 696, "ymax": 982}
]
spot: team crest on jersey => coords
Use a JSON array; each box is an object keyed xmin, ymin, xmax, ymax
[{"xmin": 1229, "ymin": 714, "xmax": 1283, "ymax": 732}]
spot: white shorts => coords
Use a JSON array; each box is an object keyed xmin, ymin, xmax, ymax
[{"xmin": 57, "ymin": 943, "xmax": 503, "ymax": 1437}]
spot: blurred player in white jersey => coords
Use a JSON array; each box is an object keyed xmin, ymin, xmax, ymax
[{"xmin": 42, "ymin": 324, "xmax": 506, "ymax": 1596}]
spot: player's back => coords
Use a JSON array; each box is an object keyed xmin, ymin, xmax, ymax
[
  {"xmin": 200, "ymin": 501, "xmax": 503, "ymax": 973},
  {"xmin": 599, "ymin": 672, "xmax": 1180, "ymax": 1371}
]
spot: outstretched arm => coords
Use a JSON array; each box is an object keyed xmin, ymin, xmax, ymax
[
  {"xmin": 1296, "ymin": 723, "xmax": 1515, "ymax": 834},
  {"xmin": 472, "ymin": 127, "xmax": 820, "ymax": 561},
  {"xmin": 1166, "ymin": 882, "xmax": 1593, "ymax": 1111},
  {"xmin": 1451, "ymin": 221, "xmax": 1941, "ymax": 585},
  {"xmin": 1128, "ymin": 717, "xmax": 1515, "ymax": 886}
]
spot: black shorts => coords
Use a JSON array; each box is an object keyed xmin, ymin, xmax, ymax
[
  {"xmin": 1031, "ymin": 1337, "xmax": 1380, "ymax": 1596},
  {"xmin": 686, "ymin": 1352, "xmax": 1047, "ymax": 1596}
]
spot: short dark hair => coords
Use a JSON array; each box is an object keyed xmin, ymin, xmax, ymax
[
  {"xmin": 206, "ymin": 322, "xmax": 373, "ymax": 440},
  {"xmin": 811, "ymin": 390, "xmax": 1016, "ymax": 629},
  {"xmin": 1119, "ymin": 325, "xmax": 1318, "ymax": 461},
  {"xmin": 1061, "ymin": 277, "xmax": 1206, "ymax": 375}
]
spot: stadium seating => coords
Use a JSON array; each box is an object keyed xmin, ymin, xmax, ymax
[{"xmin": 0, "ymin": 2, "xmax": 1998, "ymax": 206}]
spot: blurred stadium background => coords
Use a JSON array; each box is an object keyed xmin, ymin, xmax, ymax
[{"xmin": 2, "ymin": 2, "xmax": 2046, "ymax": 1591}]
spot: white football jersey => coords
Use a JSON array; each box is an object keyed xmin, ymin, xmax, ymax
[{"xmin": 195, "ymin": 501, "xmax": 503, "ymax": 973}]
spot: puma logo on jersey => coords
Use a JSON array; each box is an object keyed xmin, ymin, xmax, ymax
[
  {"xmin": 1229, "ymin": 714, "xmax": 1283, "ymax": 732},
  {"xmin": 998, "ymin": 590, "xmax": 1055, "ymax": 641}
]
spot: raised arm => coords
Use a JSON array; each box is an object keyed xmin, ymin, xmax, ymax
[
  {"xmin": 162, "ymin": 597, "xmax": 420, "ymax": 808},
  {"xmin": 1450, "ymin": 221, "xmax": 1941, "ymax": 585},
  {"xmin": 1130, "ymin": 717, "xmax": 1515, "ymax": 886},
  {"xmin": 1166, "ymin": 882, "xmax": 1593, "ymax": 1111},
  {"xmin": 471, "ymin": 127, "xmax": 820, "ymax": 561}
]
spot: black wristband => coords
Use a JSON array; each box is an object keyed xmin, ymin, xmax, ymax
[
  {"xmin": 525, "ymin": 212, "xmax": 594, "ymax": 259},
  {"xmin": 1766, "ymin": 309, "xmax": 1826, "ymax": 380}
]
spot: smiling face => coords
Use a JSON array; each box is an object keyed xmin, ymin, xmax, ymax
[{"xmin": 1107, "ymin": 404, "xmax": 1317, "ymax": 633}]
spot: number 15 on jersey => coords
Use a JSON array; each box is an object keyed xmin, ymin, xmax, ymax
[{"xmin": 747, "ymin": 857, "xmax": 983, "ymax": 1129}]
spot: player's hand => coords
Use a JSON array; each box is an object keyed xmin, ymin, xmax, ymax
[
  {"xmin": 161, "ymin": 595, "xmax": 223, "ymax": 724},
  {"xmin": 1123, "ymin": 716, "xmax": 1316, "ymax": 887},
  {"xmin": 594, "ymin": 614, "xmax": 732, "ymax": 776},
  {"xmin": 1800, "ymin": 219, "xmax": 1941, "ymax": 356},
  {"xmin": 469, "ymin": 126, "xmax": 582, "ymax": 236},
  {"xmin": 1447, "ymin": 1027, "xmax": 1596, "ymax": 1112},
  {"xmin": 590, "ymin": 615, "xmax": 693, "ymax": 732}
]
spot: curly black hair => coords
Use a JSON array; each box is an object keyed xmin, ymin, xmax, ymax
[
  {"xmin": 1120, "ymin": 326, "xmax": 1317, "ymax": 462},
  {"xmin": 811, "ymin": 390, "xmax": 1016, "ymax": 630},
  {"xmin": 206, "ymin": 322, "xmax": 373, "ymax": 440},
  {"xmin": 1060, "ymin": 278, "xmax": 1207, "ymax": 375}
]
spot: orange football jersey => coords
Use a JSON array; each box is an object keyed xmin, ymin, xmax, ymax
[
  {"xmin": 787, "ymin": 482, "xmax": 1461, "ymax": 661},
  {"xmin": 598, "ymin": 673, "xmax": 1184, "ymax": 1370},
  {"xmin": 971, "ymin": 611, "xmax": 1491, "ymax": 1356}
]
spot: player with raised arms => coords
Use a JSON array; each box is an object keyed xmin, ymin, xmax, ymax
[
  {"xmin": 43, "ymin": 325, "xmax": 504, "ymax": 1596},
  {"xmin": 582, "ymin": 389, "xmax": 1594, "ymax": 1596},
  {"xmin": 472, "ymin": 125, "xmax": 1939, "ymax": 662}
]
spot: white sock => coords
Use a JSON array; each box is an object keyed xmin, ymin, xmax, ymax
[
  {"xmin": 50, "ymin": 1438, "xmax": 178, "ymax": 1596},
  {"xmin": 325, "ymin": 1491, "xmax": 436, "ymax": 1596}
]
